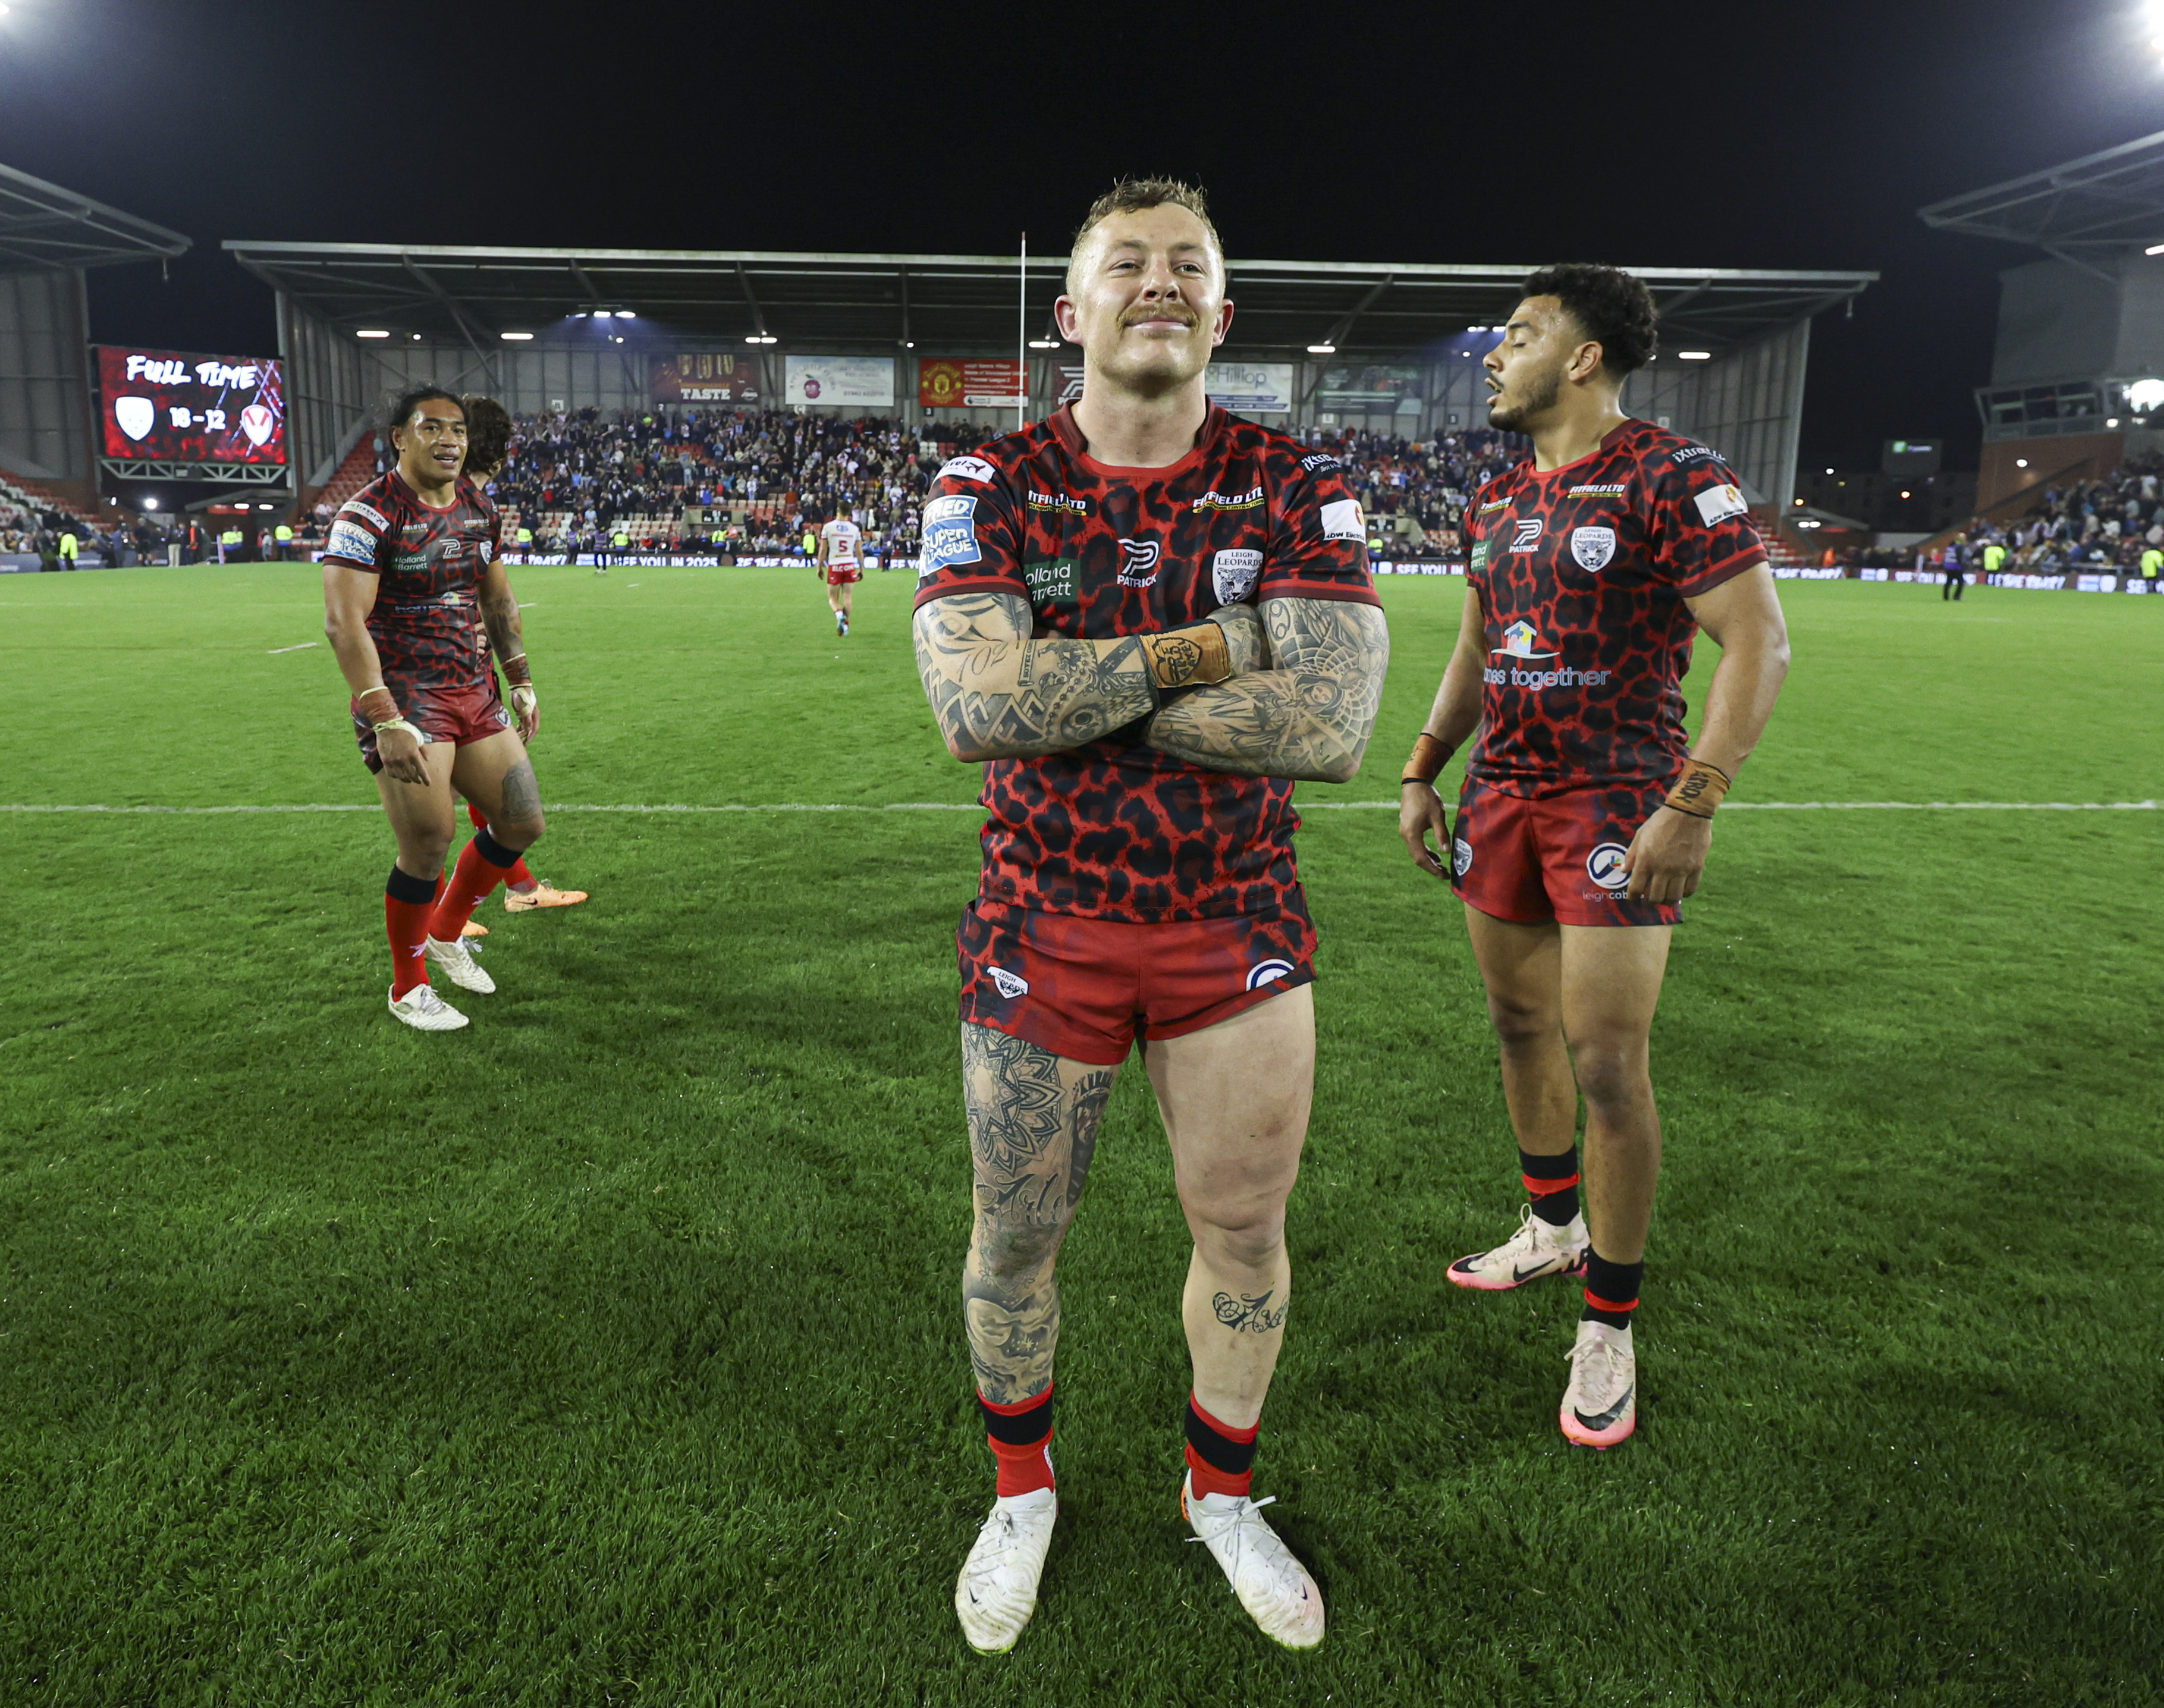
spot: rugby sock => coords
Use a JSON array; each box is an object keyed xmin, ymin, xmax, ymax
[
  {"xmin": 1521, "ymin": 1145, "xmax": 1581, "ymax": 1227},
  {"xmin": 384, "ymin": 865, "xmax": 438, "ymax": 999},
  {"xmin": 1581, "ymin": 1249, "xmax": 1645, "ymax": 1333},
  {"xmin": 979, "ymin": 1386, "xmax": 1056, "ymax": 1498},
  {"xmin": 428, "ymin": 826, "xmax": 520, "ymax": 943},
  {"xmin": 466, "ymin": 804, "xmax": 536, "ymax": 892},
  {"xmin": 1185, "ymin": 1393, "xmax": 1261, "ymax": 1501}
]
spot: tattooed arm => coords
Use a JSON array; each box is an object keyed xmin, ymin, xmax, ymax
[
  {"xmin": 477, "ymin": 560, "xmax": 538, "ymax": 742},
  {"xmin": 912, "ymin": 591, "xmax": 1264, "ymax": 762},
  {"xmin": 1143, "ymin": 596, "xmax": 1390, "ymax": 783}
]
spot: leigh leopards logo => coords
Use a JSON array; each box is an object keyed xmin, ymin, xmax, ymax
[{"xmin": 1571, "ymin": 526, "xmax": 1617, "ymax": 572}]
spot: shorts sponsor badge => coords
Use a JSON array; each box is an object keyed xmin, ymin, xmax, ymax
[
  {"xmin": 1692, "ymin": 483, "xmax": 1749, "ymax": 526},
  {"xmin": 1212, "ymin": 548, "xmax": 1262, "ymax": 602},
  {"xmin": 922, "ymin": 494, "xmax": 982, "ymax": 574},
  {"xmin": 1571, "ymin": 525, "xmax": 1617, "ymax": 572},
  {"xmin": 1453, "ymin": 837, "xmax": 1473, "ymax": 877},
  {"xmin": 987, "ymin": 965, "xmax": 1029, "ymax": 999},
  {"xmin": 326, "ymin": 520, "xmax": 376, "ymax": 563},
  {"xmin": 1320, "ymin": 498, "xmax": 1364, "ymax": 543},
  {"xmin": 1246, "ymin": 959, "xmax": 1295, "ymax": 991},
  {"xmin": 1586, "ymin": 842, "xmax": 1632, "ymax": 891},
  {"xmin": 937, "ymin": 455, "xmax": 997, "ymax": 483}
]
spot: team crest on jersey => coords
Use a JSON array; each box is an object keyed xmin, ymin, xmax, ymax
[
  {"xmin": 1117, "ymin": 538, "xmax": 1161, "ymax": 587},
  {"xmin": 1571, "ymin": 526, "xmax": 1617, "ymax": 572},
  {"xmin": 1509, "ymin": 517, "xmax": 1544, "ymax": 554},
  {"xmin": 1212, "ymin": 548, "xmax": 1262, "ymax": 602},
  {"xmin": 938, "ymin": 456, "xmax": 997, "ymax": 483}
]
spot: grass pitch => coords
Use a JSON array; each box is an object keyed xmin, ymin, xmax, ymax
[{"xmin": 0, "ymin": 564, "xmax": 2157, "ymax": 1706}]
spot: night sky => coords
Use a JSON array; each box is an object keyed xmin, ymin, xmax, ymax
[{"xmin": 5, "ymin": 0, "xmax": 2160, "ymax": 474}]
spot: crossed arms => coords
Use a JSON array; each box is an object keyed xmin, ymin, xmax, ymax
[{"xmin": 911, "ymin": 589, "xmax": 1389, "ymax": 783}]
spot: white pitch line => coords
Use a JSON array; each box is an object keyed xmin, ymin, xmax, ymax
[
  {"xmin": 0, "ymin": 800, "xmax": 2154, "ymax": 816},
  {"xmin": 266, "ymin": 642, "xmax": 320, "ymax": 654}
]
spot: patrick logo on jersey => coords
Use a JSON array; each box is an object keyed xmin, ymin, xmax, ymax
[{"xmin": 1485, "ymin": 620, "xmax": 1613, "ymax": 692}]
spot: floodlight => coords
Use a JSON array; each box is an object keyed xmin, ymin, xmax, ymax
[
  {"xmin": 1028, "ymin": 338, "xmax": 1059, "ymax": 349},
  {"xmin": 2129, "ymin": 377, "xmax": 2164, "ymax": 410},
  {"xmin": 2015, "ymin": 458, "xmax": 2028, "ymax": 467},
  {"xmin": 1306, "ymin": 343, "xmax": 1336, "ymax": 354},
  {"xmin": 2109, "ymin": 416, "xmax": 2122, "ymax": 427},
  {"xmin": 143, "ymin": 497, "xmax": 157, "ymax": 510},
  {"xmin": 1678, "ymin": 350, "xmax": 1711, "ymax": 360},
  {"xmin": 501, "ymin": 331, "xmax": 534, "ymax": 341},
  {"xmin": 615, "ymin": 310, "xmax": 636, "ymax": 319},
  {"xmin": 593, "ymin": 310, "xmax": 614, "ymax": 319},
  {"xmin": 357, "ymin": 329, "xmax": 390, "ymax": 338}
]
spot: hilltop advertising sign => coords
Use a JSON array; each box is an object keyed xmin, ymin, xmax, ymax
[
  {"xmin": 96, "ymin": 346, "xmax": 285, "ymax": 464},
  {"xmin": 1205, "ymin": 362, "xmax": 1296, "ymax": 415}
]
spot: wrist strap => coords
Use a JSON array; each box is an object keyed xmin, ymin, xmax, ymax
[
  {"xmin": 1664, "ymin": 757, "xmax": 1733, "ymax": 819},
  {"xmin": 501, "ymin": 652, "xmax": 533, "ymax": 687},
  {"xmin": 372, "ymin": 717, "xmax": 425, "ymax": 742},
  {"xmin": 1401, "ymin": 730, "xmax": 1455, "ymax": 786},
  {"xmin": 357, "ymin": 685, "xmax": 399, "ymax": 723},
  {"xmin": 1139, "ymin": 621, "xmax": 1233, "ymax": 690}
]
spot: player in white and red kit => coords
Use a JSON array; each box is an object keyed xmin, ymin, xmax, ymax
[
  {"xmin": 914, "ymin": 180, "xmax": 1389, "ymax": 1654},
  {"xmin": 1397, "ymin": 266, "xmax": 1791, "ymax": 1448},
  {"xmin": 818, "ymin": 512, "xmax": 862, "ymax": 635},
  {"xmin": 321, "ymin": 387, "xmax": 551, "ymax": 1031}
]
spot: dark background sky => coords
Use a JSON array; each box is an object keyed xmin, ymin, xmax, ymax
[{"xmin": 2, "ymin": 0, "xmax": 2159, "ymax": 474}]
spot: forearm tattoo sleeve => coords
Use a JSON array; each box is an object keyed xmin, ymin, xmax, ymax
[{"xmin": 913, "ymin": 590, "xmax": 1160, "ymax": 761}]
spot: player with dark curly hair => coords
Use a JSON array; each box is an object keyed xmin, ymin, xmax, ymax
[
  {"xmin": 445, "ymin": 395, "xmax": 588, "ymax": 937},
  {"xmin": 1396, "ymin": 264, "xmax": 1791, "ymax": 1448}
]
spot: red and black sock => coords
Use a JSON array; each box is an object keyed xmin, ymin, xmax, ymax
[
  {"xmin": 1582, "ymin": 1248, "xmax": 1645, "ymax": 1332},
  {"xmin": 1521, "ymin": 1145, "xmax": 1581, "ymax": 1227},
  {"xmin": 384, "ymin": 864, "xmax": 437, "ymax": 999},
  {"xmin": 1185, "ymin": 1393, "xmax": 1260, "ymax": 1501},
  {"xmin": 979, "ymin": 1386, "xmax": 1056, "ymax": 1498},
  {"xmin": 428, "ymin": 825, "xmax": 520, "ymax": 943},
  {"xmin": 468, "ymin": 803, "xmax": 535, "ymax": 891}
]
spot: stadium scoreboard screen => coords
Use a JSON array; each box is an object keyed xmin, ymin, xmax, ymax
[{"xmin": 95, "ymin": 346, "xmax": 287, "ymax": 464}]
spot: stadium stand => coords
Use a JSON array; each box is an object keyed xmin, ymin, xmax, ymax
[{"xmin": 1945, "ymin": 453, "xmax": 2164, "ymax": 572}]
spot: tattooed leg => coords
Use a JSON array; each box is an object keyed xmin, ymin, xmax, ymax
[
  {"xmin": 1145, "ymin": 985, "xmax": 1316, "ymax": 1430},
  {"xmin": 960, "ymin": 1022, "xmax": 1118, "ymax": 1405}
]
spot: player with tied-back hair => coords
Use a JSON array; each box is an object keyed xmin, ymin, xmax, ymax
[
  {"xmin": 914, "ymin": 176, "xmax": 1389, "ymax": 1653},
  {"xmin": 321, "ymin": 386, "xmax": 549, "ymax": 1031},
  {"xmin": 444, "ymin": 394, "xmax": 587, "ymax": 938},
  {"xmin": 1397, "ymin": 264, "xmax": 1791, "ymax": 1449}
]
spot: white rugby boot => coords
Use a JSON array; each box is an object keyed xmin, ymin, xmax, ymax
[
  {"xmin": 1182, "ymin": 1473, "xmax": 1325, "ymax": 1650},
  {"xmin": 1560, "ymin": 1319, "xmax": 1638, "ymax": 1449},
  {"xmin": 954, "ymin": 1485, "xmax": 1057, "ymax": 1653},
  {"xmin": 1446, "ymin": 1203, "xmax": 1588, "ymax": 1292},
  {"xmin": 388, "ymin": 982, "xmax": 469, "ymax": 1032},
  {"xmin": 423, "ymin": 934, "xmax": 496, "ymax": 995}
]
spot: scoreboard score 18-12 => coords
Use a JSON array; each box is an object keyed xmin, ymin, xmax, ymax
[{"xmin": 95, "ymin": 346, "xmax": 286, "ymax": 465}]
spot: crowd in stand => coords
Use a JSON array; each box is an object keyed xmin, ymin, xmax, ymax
[
  {"xmin": 322, "ymin": 406, "xmax": 1529, "ymax": 561},
  {"xmin": 1949, "ymin": 453, "xmax": 2164, "ymax": 572}
]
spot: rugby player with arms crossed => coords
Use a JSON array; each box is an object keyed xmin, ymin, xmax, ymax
[
  {"xmin": 322, "ymin": 387, "xmax": 549, "ymax": 1031},
  {"xmin": 1398, "ymin": 266, "xmax": 1791, "ymax": 1448},
  {"xmin": 913, "ymin": 179, "xmax": 1388, "ymax": 1653}
]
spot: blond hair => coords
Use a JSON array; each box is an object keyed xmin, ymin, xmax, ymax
[{"xmin": 1067, "ymin": 177, "xmax": 1225, "ymax": 292}]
